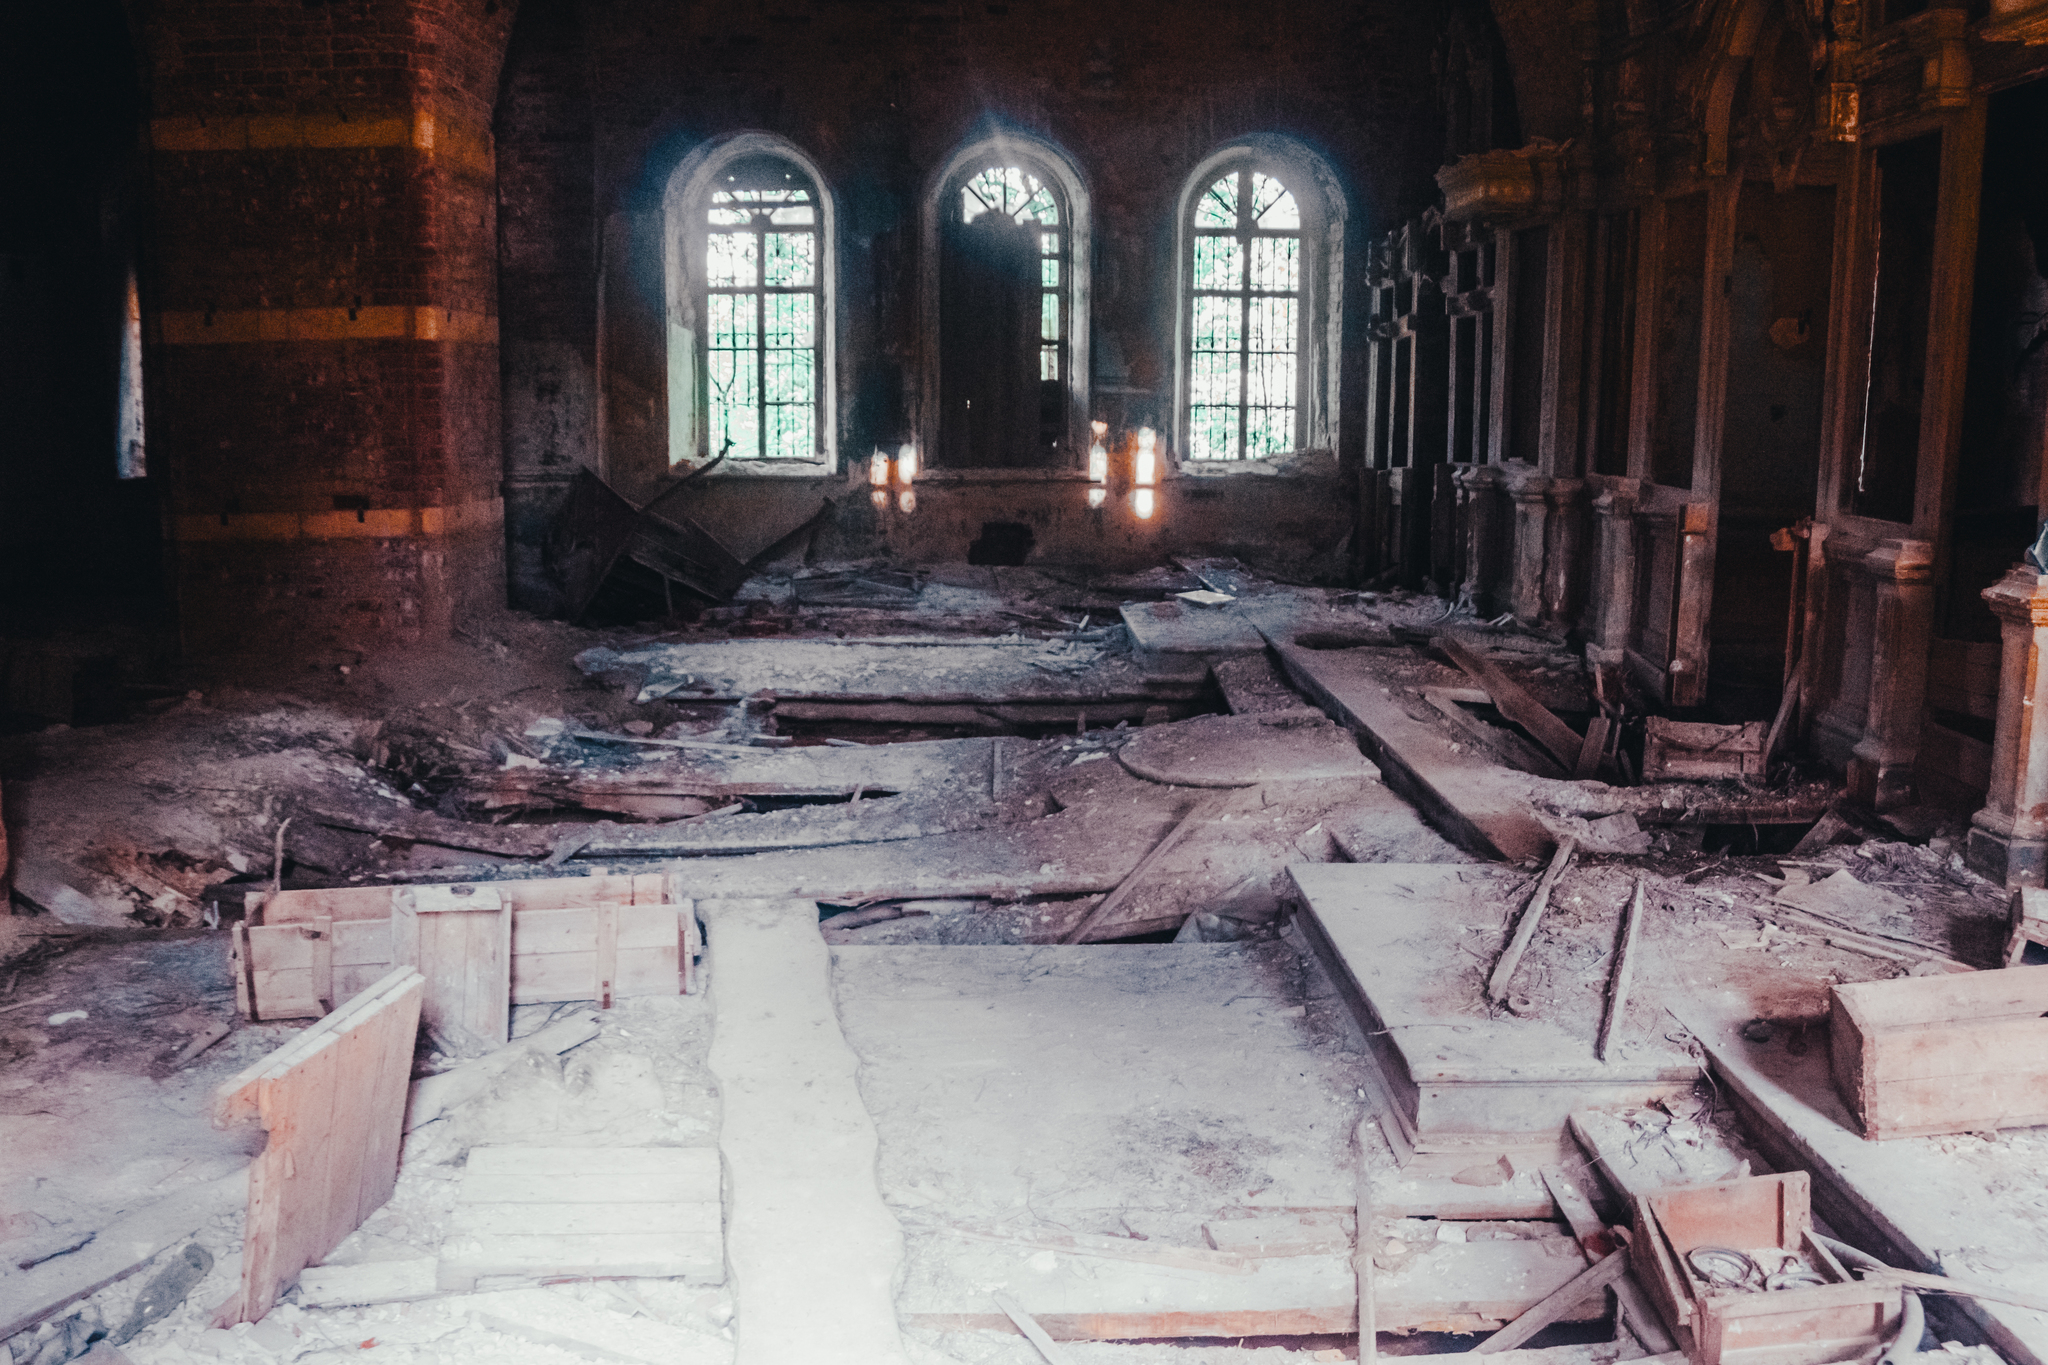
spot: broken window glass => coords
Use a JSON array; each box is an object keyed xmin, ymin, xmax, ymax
[
  {"xmin": 960, "ymin": 165, "xmax": 1066, "ymax": 387},
  {"xmin": 1188, "ymin": 169, "xmax": 1302, "ymax": 460},
  {"xmin": 705, "ymin": 158, "xmax": 821, "ymax": 460}
]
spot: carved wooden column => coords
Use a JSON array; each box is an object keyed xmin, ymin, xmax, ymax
[
  {"xmin": 1456, "ymin": 463, "xmax": 1509, "ymax": 616},
  {"xmin": 1542, "ymin": 477, "xmax": 1586, "ymax": 631},
  {"xmin": 1847, "ymin": 539, "xmax": 1935, "ymax": 811},
  {"xmin": 1588, "ymin": 479, "xmax": 1639, "ymax": 657},
  {"xmin": 1504, "ymin": 461, "xmax": 1549, "ymax": 625},
  {"xmin": 1967, "ymin": 566, "xmax": 2048, "ymax": 885}
]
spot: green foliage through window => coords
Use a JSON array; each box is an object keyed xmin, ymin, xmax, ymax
[
  {"xmin": 706, "ymin": 163, "xmax": 820, "ymax": 459},
  {"xmin": 1189, "ymin": 169, "xmax": 1301, "ymax": 460}
]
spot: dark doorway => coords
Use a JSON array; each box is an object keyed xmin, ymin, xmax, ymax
[
  {"xmin": 939, "ymin": 212, "xmax": 1044, "ymax": 468},
  {"xmin": 967, "ymin": 521, "xmax": 1035, "ymax": 566}
]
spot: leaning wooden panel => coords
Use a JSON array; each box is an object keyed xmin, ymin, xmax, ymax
[
  {"xmin": 212, "ymin": 967, "xmax": 424, "ymax": 1326},
  {"xmin": 1829, "ymin": 965, "xmax": 2048, "ymax": 1139}
]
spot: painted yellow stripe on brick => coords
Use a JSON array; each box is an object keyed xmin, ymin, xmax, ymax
[
  {"xmin": 156, "ymin": 307, "xmax": 497, "ymax": 345},
  {"xmin": 151, "ymin": 109, "xmax": 492, "ymax": 173},
  {"xmin": 173, "ymin": 498, "xmax": 503, "ymax": 544}
]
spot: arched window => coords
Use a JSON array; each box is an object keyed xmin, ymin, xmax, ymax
[
  {"xmin": 1175, "ymin": 141, "xmax": 1345, "ymax": 465},
  {"xmin": 663, "ymin": 136, "xmax": 836, "ymax": 468},
  {"xmin": 922, "ymin": 135, "xmax": 1090, "ymax": 469}
]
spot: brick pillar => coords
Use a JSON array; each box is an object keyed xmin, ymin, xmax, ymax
[
  {"xmin": 140, "ymin": 0, "xmax": 514, "ymax": 653},
  {"xmin": 1968, "ymin": 566, "xmax": 2048, "ymax": 885},
  {"xmin": 1847, "ymin": 539, "xmax": 1935, "ymax": 812}
]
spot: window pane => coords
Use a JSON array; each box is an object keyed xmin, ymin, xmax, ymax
[
  {"xmin": 1247, "ymin": 296, "xmax": 1297, "ymax": 359},
  {"xmin": 1042, "ymin": 256, "xmax": 1060, "ymax": 288},
  {"xmin": 1193, "ymin": 294, "xmax": 1243, "ymax": 357},
  {"xmin": 962, "ymin": 185, "xmax": 990, "ymax": 223},
  {"xmin": 708, "ymin": 292, "xmax": 757, "ymax": 349},
  {"xmin": 1196, "ymin": 173, "xmax": 1238, "ymax": 229},
  {"xmin": 1188, "ymin": 402, "xmax": 1238, "ymax": 460},
  {"xmin": 707, "ymin": 232, "xmax": 757, "ymax": 287},
  {"xmin": 709, "ymin": 346, "xmax": 760, "ymax": 458},
  {"xmin": 1250, "ymin": 237, "xmax": 1299, "ymax": 294},
  {"xmin": 1244, "ymin": 397, "xmax": 1296, "ymax": 456},
  {"xmin": 765, "ymin": 232, "xmax": 814, "ymax": 287},
  {"xmin": 708, "ymin": 207, "xmax": 749, "ymax": 226},
  {"xmin": 764, "ymin": 346, "xmax": 815, "ymax": 458},
  {"xmin": 764, "ymin": 292, "xmax": 813, "ymax": 350},
  {"xmin": 1194, "ymin": 234, "xmax": 1242, "ymax": 291},
  {"xmin": 1041, "ymin": 346, "xmax": 1059, "ymax": 382},
  {"xmin": 1024, "ymin": 186, "xmax": 1059, "ymax": 225},
  {"xmin": 1252, "ymin": 173, "xmax": 1299, "ymax": 228},
  {"xmin": 1041, "ymin": 292, "xmax": 1059, "ymax": 344},
  {"xmin": 770, "ymin": 204, "xmax": 815, "ymax": 225},
  {"xmin": 1040, "ymin": 232, "xmax": 1059, "ymax": 258}
]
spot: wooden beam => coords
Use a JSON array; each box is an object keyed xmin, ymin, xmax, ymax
[
  {"xmin": 1539, "ymin": 1165, "xmax": 1675, "ymax": 1354},
  {"xmin": 1487, "ymin": 838, "xmax": 1577, "ymax": 1003},
  {"xmin": 995, "ymin": 1292, "xmax": 1078, "ymax": 1365},
  {"xmin": 1596, "ymin": 878, "xmax": 1647, "ymax": 1062},
  {"xmin": 1472, "ymin": 1250, "xmax": 1630, "ymax": 1355},
  {"xmin": 1435, "ymin": 635, "xmax": 1586, "ymax": 773},
  {"xmin": 1060, "ymin": 793, "xmax": 1225, "ymax": 944}
]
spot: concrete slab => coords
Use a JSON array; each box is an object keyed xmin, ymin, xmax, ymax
[
  {"xmin": 1269, "ymin": 639, "xmax": 1554, "ymax": 862},
  {"xmin": 704, "ymin": 899, "xmax": 912, "ymax": 1364},
  {"xmin": 1287, "ymin": 863, "xmax": 1697, "ymax": 1153}
]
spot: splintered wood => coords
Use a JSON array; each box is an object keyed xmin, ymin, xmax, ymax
[
  {"xmin": 212, "ymin": 967, "xmax": 424, "ymax": 1326},
  {"xmin": 439, "ymin": 1146, "xmax": 723, "ymax": 1291}
]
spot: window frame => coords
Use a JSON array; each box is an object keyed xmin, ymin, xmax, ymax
[
  {"xmin": 662, "ymin": 134, "xmax": 838, "ymax": 473},
  {"xmin": 1173, "ymin": 138, "xmax": 1346, "ymax": 470},
  {"xmin": 920, "ymin": 132, "xmax": 1091, "ymax": 468}
]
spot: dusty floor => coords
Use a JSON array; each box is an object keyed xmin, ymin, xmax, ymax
[{"xmin": 3, "ymin": 560, "xmax": 2044, "ymax": 1363}]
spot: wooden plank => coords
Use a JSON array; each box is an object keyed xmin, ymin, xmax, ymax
[
  {"xmin": 1487, "ymin": 839, "xmax": 1576, "ymax": 1002},
  {"xmin": 1060, "ymin": 792, "xmax": 1225, "ymax": 943},
  {"xmin": 212, "ymin": 968, "xmax": 423, "ymax": 1326},
  {"xmin": 456, "ymin": 1172, "xmax": 715, "ymax": 1205},
  {"xmin": 266, "ymin": 874, "xmax": 656, "ymax": 925},
  {"xmin": 1596, "ymin": 877, "xmax": 1646, "ymax": 1062},
  {"xmin": 0, "ymin": 1170, "xmax": 246, "ymax": 1341},
  {"xmin": 1205, "ymin": 1213, "xmax": 1352, "ymax": 1257},
  {"xmin": 465, "ymin": 1145, "xmax": 719, "ymax": 1178},
  {"xmin": 390, "ymin": 887, "xmax": 509, "ymax": 1057},
  {"xmin": 1436, "ymin": 635, "xmax": 1587, "ymax": 773},
  {"xmin": 295, "ymin": 1258, "xmax": 440, "ymax": 1308},
  {"xmin": 406, "ymin": 1014, "xmax": 602, "ymax": 1132},
  {"xmin": 1370, "ymin": 1236, "xmax": 1606, "ymax": 1333},
  {"xmin": 942, "ymin": 1223, "xmax": 1253, "ymax": 1275},
  {"xmin": 595, "ymin": 903, "xmax": 618, "ymax": 1008},
  {"xmin": 1539, "ymin": 1165, "xmax": 1672, "ymax": 1352},
  {"xmin": 1356, "ymin": 1118, "xmax": 1377, "ymax": 1365},
  {"xmin": 452, "ymin": 1201, "xmax": 721, "ymax": 1237},
  {"xmin": 994, "ymin": 1292, "xmax": 1079, "ymax": 1365},
  {"xmin": 1573, "ymin": 717, "xmax": 1611, "ymax": 781},
  {"xmin": 1473, "ymin": 1250, "xmax": 1630, "ymax": 1354},
  {"xmin": 309, "ymin": 917, "xmax": 334, "ymax": 1014},
  {"xmin": 437, "ymin": 1232, "xmax": 725, "ymax": 1290}
]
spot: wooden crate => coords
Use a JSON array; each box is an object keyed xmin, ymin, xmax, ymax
[
  {"xmin": 1829, "ymin": 965, "xmax": 2048, "ymax": 1140},
  {"xmin": 234, "ymin": 901, "xmax": 696, "ymax": 1020},
  {"xmin": 1631, "ymin": 1172, "xmax": 1899, "ymax": 1365},
  {"xmin": 1642, "ymin": 718, "xmax": 1767, "ymax": 781}
]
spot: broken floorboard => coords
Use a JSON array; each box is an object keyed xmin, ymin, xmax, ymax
[
  {"xmin": 1289, "ymin": 864, "xmax": 1698, "ymax": 1156},
  {"xmin": 575, "ymin": 639, "xmax": 1210, "ymax": 709},
  {"xmin": 1269, "ymin": 638, "xmax": 1554, "ymax": 862}
]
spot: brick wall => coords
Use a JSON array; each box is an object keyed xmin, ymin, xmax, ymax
[
  {"xmin": 494, "ymin": 0, "xmax": 1466, "ymax": 605},
  {"xmin": 139, "ymin": 0, "xmax": 517, "ymax": 652}
]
